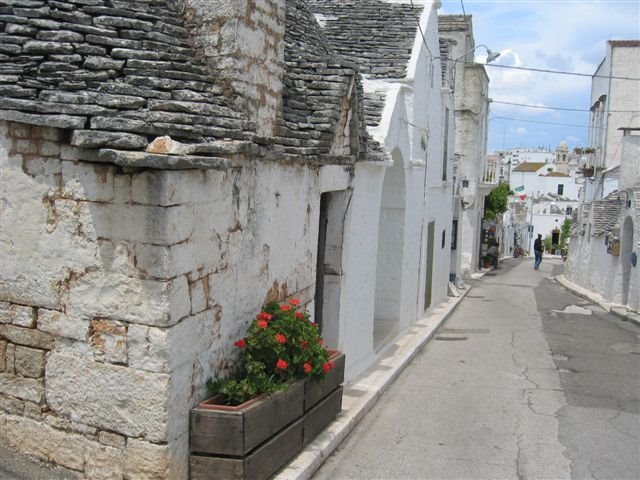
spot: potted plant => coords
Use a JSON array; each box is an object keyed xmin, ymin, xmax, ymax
[{"xmin": 190, "ymin": 299, "xmax": 344, "ymax": 480}]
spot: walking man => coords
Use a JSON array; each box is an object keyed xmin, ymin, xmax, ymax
[{"xmin": 534, "ymin": 234, "xmax": 543, "ymax": 270}]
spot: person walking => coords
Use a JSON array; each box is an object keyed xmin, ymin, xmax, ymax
[{"xmin": 534, "ymin": 234, "xmax": 543, "ymax": 270}]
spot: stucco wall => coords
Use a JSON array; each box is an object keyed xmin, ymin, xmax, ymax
[{"xmin": 0, "ymin": 120, "xmax": 353, "ymax": 477}]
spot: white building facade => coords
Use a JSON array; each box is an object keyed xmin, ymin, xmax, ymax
[{"xmin": 566, "ymin": 40, "xmax": 640, "ymax": 312}]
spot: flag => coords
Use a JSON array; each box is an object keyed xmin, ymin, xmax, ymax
[
  {"xmin": 519, "ymin": 194, "xmax": 527, "ymax": 201},
  {"xmin": 514, "ymin": 185, "xmax": 525, "ymax": 192}
]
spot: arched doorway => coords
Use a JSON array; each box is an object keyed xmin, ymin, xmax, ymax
[
  {"xmin": 621, "ymin": 216, "xmax": 634, "ymax": 305},
  {"xmin": 373, "ymin": 148, "xmax": 406, "ymax": 350}
]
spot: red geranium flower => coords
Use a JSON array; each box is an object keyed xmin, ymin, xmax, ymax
[
  {"xmin": 257, "ymin": 319, "xmax": 268, "ymax": 329},
  {"xmin": 290, "ymin": 299, "xmax": 300, "ymax": 306},
  {"xmin": 301, "ymin": 340, "xmax": 308, "ymax": 349},
  {"xmin": 318, "ymin": 338, "xmax": 324, "ymax": 345},
  {"xmin": 322, "ymin": 361, "xmax": 334, "ymax": 373},
  {"xmin": 234, "ymin": 338, "xmax": 247, "ymax": 348},
  {"xmin": 303, "ymin": 362, "xmax": 312, "ymax": 374},
  {"xmin": 280, "ymin": 304, "xmax": 291, "ymax": 312},
  {"xmin": 275, "ymin": 333, "xmax": 287, "ymax": 344},
  {"xmin": 276, "ymin": 359, "xmax": 288, "ymax": 370},
  {"xmin": 256, "ymin": 312, "xmax": 273, "ymax": 321},
  {"xmin": 295, "ymin": 312, "xmax": 304, "ymax": 320}
]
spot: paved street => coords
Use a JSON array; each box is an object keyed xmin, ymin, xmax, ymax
[{"xmin": 314, "ymin": 258, "xmax": 640, "ymax": 480}]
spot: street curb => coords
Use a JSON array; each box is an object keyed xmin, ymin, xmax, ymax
[
  {"xmin": 555, "ymin": 275, "xmax": 640, "ymax": 327},
  {"xmin": 274, "ymin": 289, "xmax": 471, "ymax": 480}
]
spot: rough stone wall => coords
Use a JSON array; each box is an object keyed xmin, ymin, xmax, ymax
[
  {"xmin": 183, "ymin": 0, "xmax": 286, "ymax": 137},
  {"xmin": 0, "ymin": 119, "xmax": 337, "ymax": 477}
]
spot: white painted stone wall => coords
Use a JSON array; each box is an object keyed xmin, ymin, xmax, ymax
[
  {"xmin": 566, "ymin": 204, "xmax": 639, "ymax": 311},
  {"xmin": 0, "ymin": 120, "xmax": 359, "ymax": 477},
  {"xmin": 589, "ymin": 42, "xmax": 640, "ymax": 172},
  {"xmin": 344, "ymin": 0, "xmax": 453, "ymax": 376}
]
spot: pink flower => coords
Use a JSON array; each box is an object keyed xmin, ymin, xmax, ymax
[
  {"xmin": 234, "ymin": 338, "xmax": 247, "ymax": 348},
  {"xmin": 275, "ymin": 333, "xmax": 287, "ymax": 344},
  {"xmin": 276, "ymin": 359, "xmax": 288, "ymax": 371},
  {"xmin": 257, "ymin": 319, "xmax": 268, "ymax": 329}
]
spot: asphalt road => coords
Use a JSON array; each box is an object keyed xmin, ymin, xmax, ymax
[{"xmin": 313, "ymin": 258, "xmax": 640, "ymax": 480}]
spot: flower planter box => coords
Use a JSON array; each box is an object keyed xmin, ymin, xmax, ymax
[
  {"xmin": 189, "ymin": 351, "xmax": 345, "ymax": 480},
  {"xmin": 304, "ymin": 351, "xmax": 345, "ymax": 411},
  {"xmin": 190, "ymin": 380, "xmax": 304, "ymax": 457}
]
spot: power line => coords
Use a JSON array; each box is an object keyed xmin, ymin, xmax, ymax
[
  {"xmin": 409, "ymin": 0, "xmax": 434, "ymax": 60},
  {"xmin": 457, "ymin": 60, "xmax": 640, "ymax": 81},
  {"xmin": 490, "ymin": 115, "xmax": 603, "ymax": 129},
  {"xmin": 492, "ymin": 100, "xmax": 640, "ymax": 113}
]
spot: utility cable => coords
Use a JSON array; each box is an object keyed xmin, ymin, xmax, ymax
[
  {"xmin": 490, "ymin": 115, "xmax": 604, "ymax": 129},
  {"xmin": 491, "ymin": 100, "xmax": 640, "ymax": 113},
  {"xmin": 453, "ymin": 60, "xmax": 640, "ymax": 81}
]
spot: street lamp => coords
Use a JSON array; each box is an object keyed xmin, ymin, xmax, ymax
[{"xmin": 453, "ymin": 44, "xmax": 501, "ymax": 65}]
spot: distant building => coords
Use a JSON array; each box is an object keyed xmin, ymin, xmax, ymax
[{"xmin": 504, "ymin": 142, "xmax": 583, "ymax": 254}]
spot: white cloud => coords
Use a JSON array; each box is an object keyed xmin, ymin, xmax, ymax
[{"xmin": 515, "ymin": 127, "xmax": 527, "ymax": 136}]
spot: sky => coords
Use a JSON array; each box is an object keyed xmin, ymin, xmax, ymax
[{"xmin": 439, "ymin": 0, "xmax": 640, "ymax": 154}]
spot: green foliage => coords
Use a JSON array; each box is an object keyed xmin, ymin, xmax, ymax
[
  {"xmin": 560, "ymin": 218, "xmax": 571, "ymax": 249},
  {"xmin": 207, "ymin": 299, "xmax": 334, "ymax": 406},
  {"xmin": 484, "ymin": 183, "xmax": 510, "ymax": 220},
  {"xmin": 543, "ymin": 236, "xmax": 553, "ymax": 252}
]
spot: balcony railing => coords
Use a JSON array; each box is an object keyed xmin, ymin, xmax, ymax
[{"xmin": 481, "ymin": 157, "xmax": 498, "ymax": 185}]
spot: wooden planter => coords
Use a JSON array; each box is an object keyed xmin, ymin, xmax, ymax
[{"xmin": 190, "ymin": 352, "xmax": 345, "ymax": 480}]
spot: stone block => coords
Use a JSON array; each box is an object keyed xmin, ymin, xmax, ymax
[
  {"xmin": 131, "ymin": 169, "xmax": 223, "ymax": 206},
  {"xmin": 1, "ymin": 413, "xmax": 93, "ymax": 472},
  {"xmin": 98, "ymin": 430, "xmax": 126, "ymax": 449},
  {"xmin": 128, "ymin": 310, "xmax": 219, "ymax": 373},
  {"xmin": 0, "ymin": 393, "xmax": 24, "ymax": 415},
  {"xmin": 189, "ymin": 278, "xmax": 207, "ymax": 315},
  {"xmin": 61, "ymin": 160, "xmax": 115, "ymax": 202},
  {"xmin": 89, "ymin": 319, "xmax": 128, "ymax": 364},
  {"xmin": 23, "ymin": 400, "xmax": 43, "ymax": 420},
  {"xmin": 14, "ymin": 345, "xmax": 46, "ymax": 378},
  {"xmin": 0, "ymin": 325, "xmax": 54, "ymax": 350},
  {"xmin": 67, "ymin": 272, "xmax": 190, "ymax": 328},
  {"xmin": 0, "ymin": 302, "xmax": 10, "ymax": 324},
  {"xmin": 22, "ymin": 156, "xmax": 63, "ymax": 177},
  {"xmin": 46, "ymin": 353, "xmax": 171, "ymax": 442},
  {"xmin": 38, "ymin": 308, "xmax": 88, "ymax": 341},
  {"xmin": 91, "ymin": 202, "xmax": 195, "ymax": 245},
  {"xmin": 124, "ymin": 435, "xmax": 188, "ymax": 480},
  {"xmin": 5, "ymin": 343, "xmax": 15, "ymax": 373},
  {"xmin": 0, "ymin": 340, "xmax": 6, "ymax": 372},
  {"xmin": 0, "ymin": 373, "xmax": 44, "ymax": 403},
  {"xmin": 85, "ymin": 442, "xmax": 125, "ymax": 480},
  {"xmin": 0, "ymin": 304, "xmax": 37, "ymax": 327}
]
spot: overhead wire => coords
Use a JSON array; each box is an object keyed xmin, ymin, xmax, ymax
[
  {"xmin": 453, "ymin": 59, "xmax": 640, "ymax": 81},
  {"xmin": 490, "ymin": 115, "xmax": 604, "ymax": 129},
  {"xmin": 491, "ymin": 100, "xmax": 640, "ymax": 113}
]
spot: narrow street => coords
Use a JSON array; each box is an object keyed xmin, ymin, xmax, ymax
[{"xmin": 314, "ymin": 258, "xmax": 640, "ymax": 480}]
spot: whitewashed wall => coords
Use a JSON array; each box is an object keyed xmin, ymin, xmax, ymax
[{"xmin": 0, "ymin": 120, "xmax": 357, "ymax": 477}]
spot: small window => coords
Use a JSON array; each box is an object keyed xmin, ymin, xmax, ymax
[
  {"xmin": 442, "ymin": 229, "xmax": 446, "ymax": 249},
  {"xmin": 558, "ymin": 184, "xmax": 564, "ymax": 195},
  {"xmin": 566, "ymin": 207, "xmax": 572, "ymax": 215}
]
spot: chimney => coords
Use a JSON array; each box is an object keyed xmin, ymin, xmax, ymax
[{"xmin": 183, "ymin": 0, "xmax": 286, "ymax": 137}]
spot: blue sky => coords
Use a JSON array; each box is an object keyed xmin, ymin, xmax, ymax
[{"xmin": 439, "ymin": 0, "xmax": 640, "ymax": 153}]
